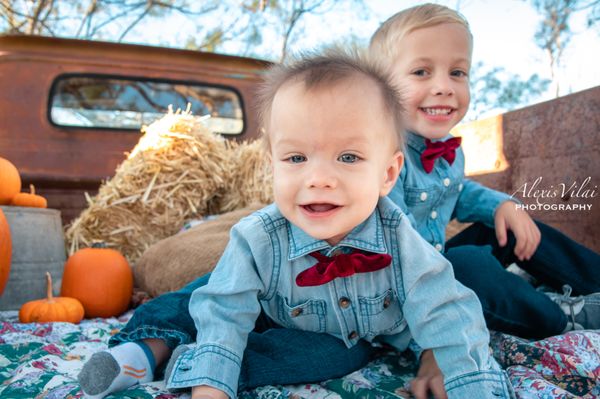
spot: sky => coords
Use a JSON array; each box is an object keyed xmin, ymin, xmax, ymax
[{"xmin": 119, "ymin": 0, "xmax": 600, "ymax": 115}]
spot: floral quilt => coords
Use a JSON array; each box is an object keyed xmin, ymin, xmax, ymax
[{"xmin": 1, "ymin": 310, "xmax": 599, "ymax": 398}]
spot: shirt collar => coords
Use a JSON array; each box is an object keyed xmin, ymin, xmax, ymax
[
  {"xmin": 287, "ymin": 208, "xmax": 387, "ymax": 260},
  {"xmin": 405, "ymin": 130, "xmax": 455, "ymax": 153}
]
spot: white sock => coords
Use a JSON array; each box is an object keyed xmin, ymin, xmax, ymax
[{"xmin": 79, "ymin": 341, "xmax": 154, "ymax": 398}]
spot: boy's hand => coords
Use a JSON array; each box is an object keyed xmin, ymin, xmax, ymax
[
  {"xmin": 191, "ymin": 385, "xmax": 229, "ymax": 399},
  {"xmin": 494, "ymin": 201, "xmax": 541, "ymax": 261},
  {"xmin": 410, "ymin": 349, "xmax": 447, "ymax": 399}
]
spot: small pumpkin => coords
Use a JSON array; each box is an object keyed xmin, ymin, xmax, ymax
[
  {"xmin": 19, "ymin": 272, "xmax": 84, "ymax": 323},
  {"xmin": 0, "ymin": 208, "xmax": 11, "ymax": 296},
  {"xmin": 10, "ymin": 184, "xmax": 48, "ymax": 208},
  {"xmin": 0, "ymin": 157, "xmax": 21, "ymax": 205},
  {"xmin": 61, "ymin": 242, "xmax": 133, "ymax": 318}
]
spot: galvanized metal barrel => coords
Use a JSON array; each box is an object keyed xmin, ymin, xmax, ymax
[{"xmin": 0, "ymin": 206, "xmax": 66, "ymax": 311}]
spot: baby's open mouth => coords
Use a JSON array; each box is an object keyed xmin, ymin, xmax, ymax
[{"xmin": 302, "ymin": 203, "xmax": 340, "ymax": 213}]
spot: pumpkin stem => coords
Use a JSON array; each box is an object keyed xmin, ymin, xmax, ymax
[
  {"xmin": 45, "ymin": 272, "xmax": 55, "ymax": 302},
  {"xmin": 91, "ymin": 241, "xmax": 107, "ymax": 249},
  {"xmin": 29, "ymin": 184, "xmax": 35, "ymax": 195}
]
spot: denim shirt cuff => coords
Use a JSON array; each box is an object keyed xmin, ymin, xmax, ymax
[
  {"xmin": 445, "ymin": 369, "xmax": 515, "ymax": 399},
  {"xmin": 408, "ymin": 339, "xmax": 424, "ymax": 360},
  {"xmin": 166, "ymin": 344, "xmax": 241, "ymax": 398}
]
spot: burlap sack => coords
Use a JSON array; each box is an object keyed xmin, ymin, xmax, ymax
[{"xmin": 134, "ymin": 204, "xmax": 264, "ymax": 297}]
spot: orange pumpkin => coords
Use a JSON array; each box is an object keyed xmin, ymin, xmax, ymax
[
  {"xmin": 0, "ymin": 208, "xmax": 11, "ymax": 296},
  {"xmin": 0, "ymin": 157, "xmax": 21, "ymax": 205},
  {"xmin": 10, "ymin": 184, "xmax": 48, "ymax": 208},
  {"xmin": 19, "ymin": 272, "xmax": 84, "ymax": 323},
  {"xmin": 61, "ymin": 243, "xmax": 133, "ymax": 318}
]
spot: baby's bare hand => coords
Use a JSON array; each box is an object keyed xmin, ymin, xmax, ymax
[
  {"xmin": 410, "ymin": 350, "xmax": 447, "ymax": 399},
  {"xmin": 191, "ymin": 385, "xmax": 229, "ymax": 399}
]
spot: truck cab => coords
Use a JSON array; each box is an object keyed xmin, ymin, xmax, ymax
[{"xmin": 0, "ymin": 35, "xmax": 270, "ymax": 224}]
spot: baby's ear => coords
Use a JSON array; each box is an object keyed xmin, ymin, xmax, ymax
[{"xmin": 380, "ymin": 151, "xmax": 403, "ymax": 197}]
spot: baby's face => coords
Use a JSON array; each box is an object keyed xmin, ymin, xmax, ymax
[
  {"xmin": 268, "ymin": 77, "xmax": 403, "ymax": 246},
  {"xmin": 389, "ymin": 22, "xmax": 471, "ymax": 139}
]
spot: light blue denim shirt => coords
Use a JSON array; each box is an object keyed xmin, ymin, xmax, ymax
[
  {"xmin": 388, "ymin": 131, "xmax": 514, "ymax": 252},
  {"xmin": 166, "ymin": 197, "xmax": 512, "ymax": 398}
]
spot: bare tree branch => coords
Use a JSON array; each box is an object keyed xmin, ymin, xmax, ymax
[
  {"xmin": 87, "ymin": 2, "xmax": 148, "ymax": 37},
  {"xmin": 117, "ymin": 1, "xmax": 152, "ymax": 42},
  {"xmin": 75, "ymin": 0, "xmax": 99, "ymax": 37},
  {"xmin": 279, "ymin": 0, "xmax": 328, "ymax": 61}
]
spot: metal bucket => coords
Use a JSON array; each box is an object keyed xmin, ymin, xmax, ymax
[{"xmin": 0, "ymin": 206, "xmax": 66, "ymax": 311}]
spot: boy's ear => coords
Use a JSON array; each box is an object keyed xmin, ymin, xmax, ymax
[{"xmin": 380, "ymin": 151, "xmax": 404, "ymax": 197}]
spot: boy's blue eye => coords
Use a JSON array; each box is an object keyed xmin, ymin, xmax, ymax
[
  {"xmin": 287, "ymin": 155, "xmax": 306, "ymax": 163},
  {"xmin": 413, "ymin": 69, "xmax": 427, "ymax": 76},
  {"xmin": 451, "ymin": 70, "xmax": 468, "ymax": 77},
  {"xmin": 338, "ymin": 153, "xmax": 359, "ymax": 163}
]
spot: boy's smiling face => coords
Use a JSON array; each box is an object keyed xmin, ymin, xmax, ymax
[
  {"xmin": 389, "ymin": 22, "xmax": 471, "ymax": 140},
  {"xmin": 268, "ymin": 76, "xmax": 403, "ymax": 246}
]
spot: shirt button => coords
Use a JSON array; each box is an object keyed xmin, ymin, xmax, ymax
[
  {"xmin": 383, "ymin": 296, "xmax": 392, "ymax": 309},
  {"xmin": 430, "ymin": 210, "xmax": 438, "ymax": 219},
  {"xmin": 339, "ymin": 297, "xmax": 351, "ymax": 308},
  {"xmin": 458, "ymin": 183, "xmax": 464, "ymax": 191},
  {"xmin": 420, "ymin": 192, "xmax": 428, "ymax": 201},
  {"xmin": 291, "ymin": 308, "xmax": 303, "ymax": 317},
  {"xmin": 434, "ymin": 243, "xmax": 443, "ymax": 251},
  {"xmin": 443, "ymin": 178, "xmax": 450, "ymax": 187},
  {"xmin": 348, "ymin": 331, "xmax": 358, "ymax": 340}
]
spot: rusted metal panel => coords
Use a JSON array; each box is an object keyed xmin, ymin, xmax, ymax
[
  {"xmin": 453, "ymin": 86, "xmax": 600, "ymax": 252},
  {"xmin": 0, "ymin": 35, "xmax": 271, "ymax": 224}
]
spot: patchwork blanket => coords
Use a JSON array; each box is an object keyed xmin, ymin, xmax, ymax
[{"xmin": 1, "ymin": 311, "xmax": 599, "ymax": 398}]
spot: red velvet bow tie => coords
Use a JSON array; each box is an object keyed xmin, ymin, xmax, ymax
[
  {"xmin": 296, "ymin": 250, "xmax": 392, "ymax": 287},
  {"xmin": 420, "ymin": 137, "xmax": 462, "ymax": 173}
]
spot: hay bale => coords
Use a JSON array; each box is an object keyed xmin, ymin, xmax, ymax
[
  {"xmin": 65, "ymin": 110, "xmax": 236, "ymax": 264},
  {"xmin": 220, "ymin": 139, "xmax": 273, "ymax": 213}
]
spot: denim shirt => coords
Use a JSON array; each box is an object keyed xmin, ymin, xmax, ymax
[
  {"xmin": 388, "ymin": 131, "xmax": 514, "ymax": 252},
  {"xmin": 166, "ymin": 197, "xmax": 512, "ymax": 398}
]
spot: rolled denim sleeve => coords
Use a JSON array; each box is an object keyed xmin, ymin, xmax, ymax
[
  {"xmin": 453, "ymin": 178, "xmax": 516, "ymax": 227},
  {"xmin": 166, "ymin": 220, "xmax": 267, "ymax": 398},
  {"xmin": 390, "ymin": 217, "xmax": 511, "ymax": 398}
]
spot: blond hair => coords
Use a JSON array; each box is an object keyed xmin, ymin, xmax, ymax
[
  {"xmin": 256, "ymin": 46, "xmax": 405, "ymax": 149},
  {"xmin": 369, "ymin": 3, "xmax": 472, "ymax": 68}
]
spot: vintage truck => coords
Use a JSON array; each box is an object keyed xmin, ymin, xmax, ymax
[{"xmin": 0, "ymin": 34, "xmax": 270, "ymax": 226}]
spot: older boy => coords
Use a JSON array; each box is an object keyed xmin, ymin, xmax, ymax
[{"xmin": 369, "ymin": 3, "xmax": 600, "ymax": 343}]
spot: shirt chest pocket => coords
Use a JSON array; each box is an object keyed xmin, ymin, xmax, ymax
[
  {"xmin": 276, "ymin": 294, "xmax": 327, "ymax": 333},
  {"xmin": 358, "ymin": 289, "xmax": 404, "ymax": 337},
  {"xmin": 404, "ymin": 185, "xmax": 441, "ymax": 206}
]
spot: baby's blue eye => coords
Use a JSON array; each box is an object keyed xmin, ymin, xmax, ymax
[
  {"xmin": 288, "ymin": 155, "xmax": 306, "ymax": 163},
  {"xmin": 339, "ymin": 154, "xmax": 359, "ymax": 163},
  {"xmin": 413, "ymin": 69, "xmax": 427, "ymax": 76},
  {"xmin": 451, "ymin": 70, "xmax": 467, "ymax": 77}
]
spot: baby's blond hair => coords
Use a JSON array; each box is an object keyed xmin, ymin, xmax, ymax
[{"xmin": 369, "ymin": 3, "xmax": 472, "ymax": 69}]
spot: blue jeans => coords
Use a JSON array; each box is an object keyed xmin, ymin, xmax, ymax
[
  {"xmin": 445, "ymin": 220, "xmax": 600, "ymax": 339},
  {"xmin": 110, "ymin": 274, "xmax": 374, "ymax": 391}
]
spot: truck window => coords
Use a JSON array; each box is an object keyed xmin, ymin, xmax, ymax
[{"xmin": 49, "ymin": 74, "xmax": 245, "ymax": 135}]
